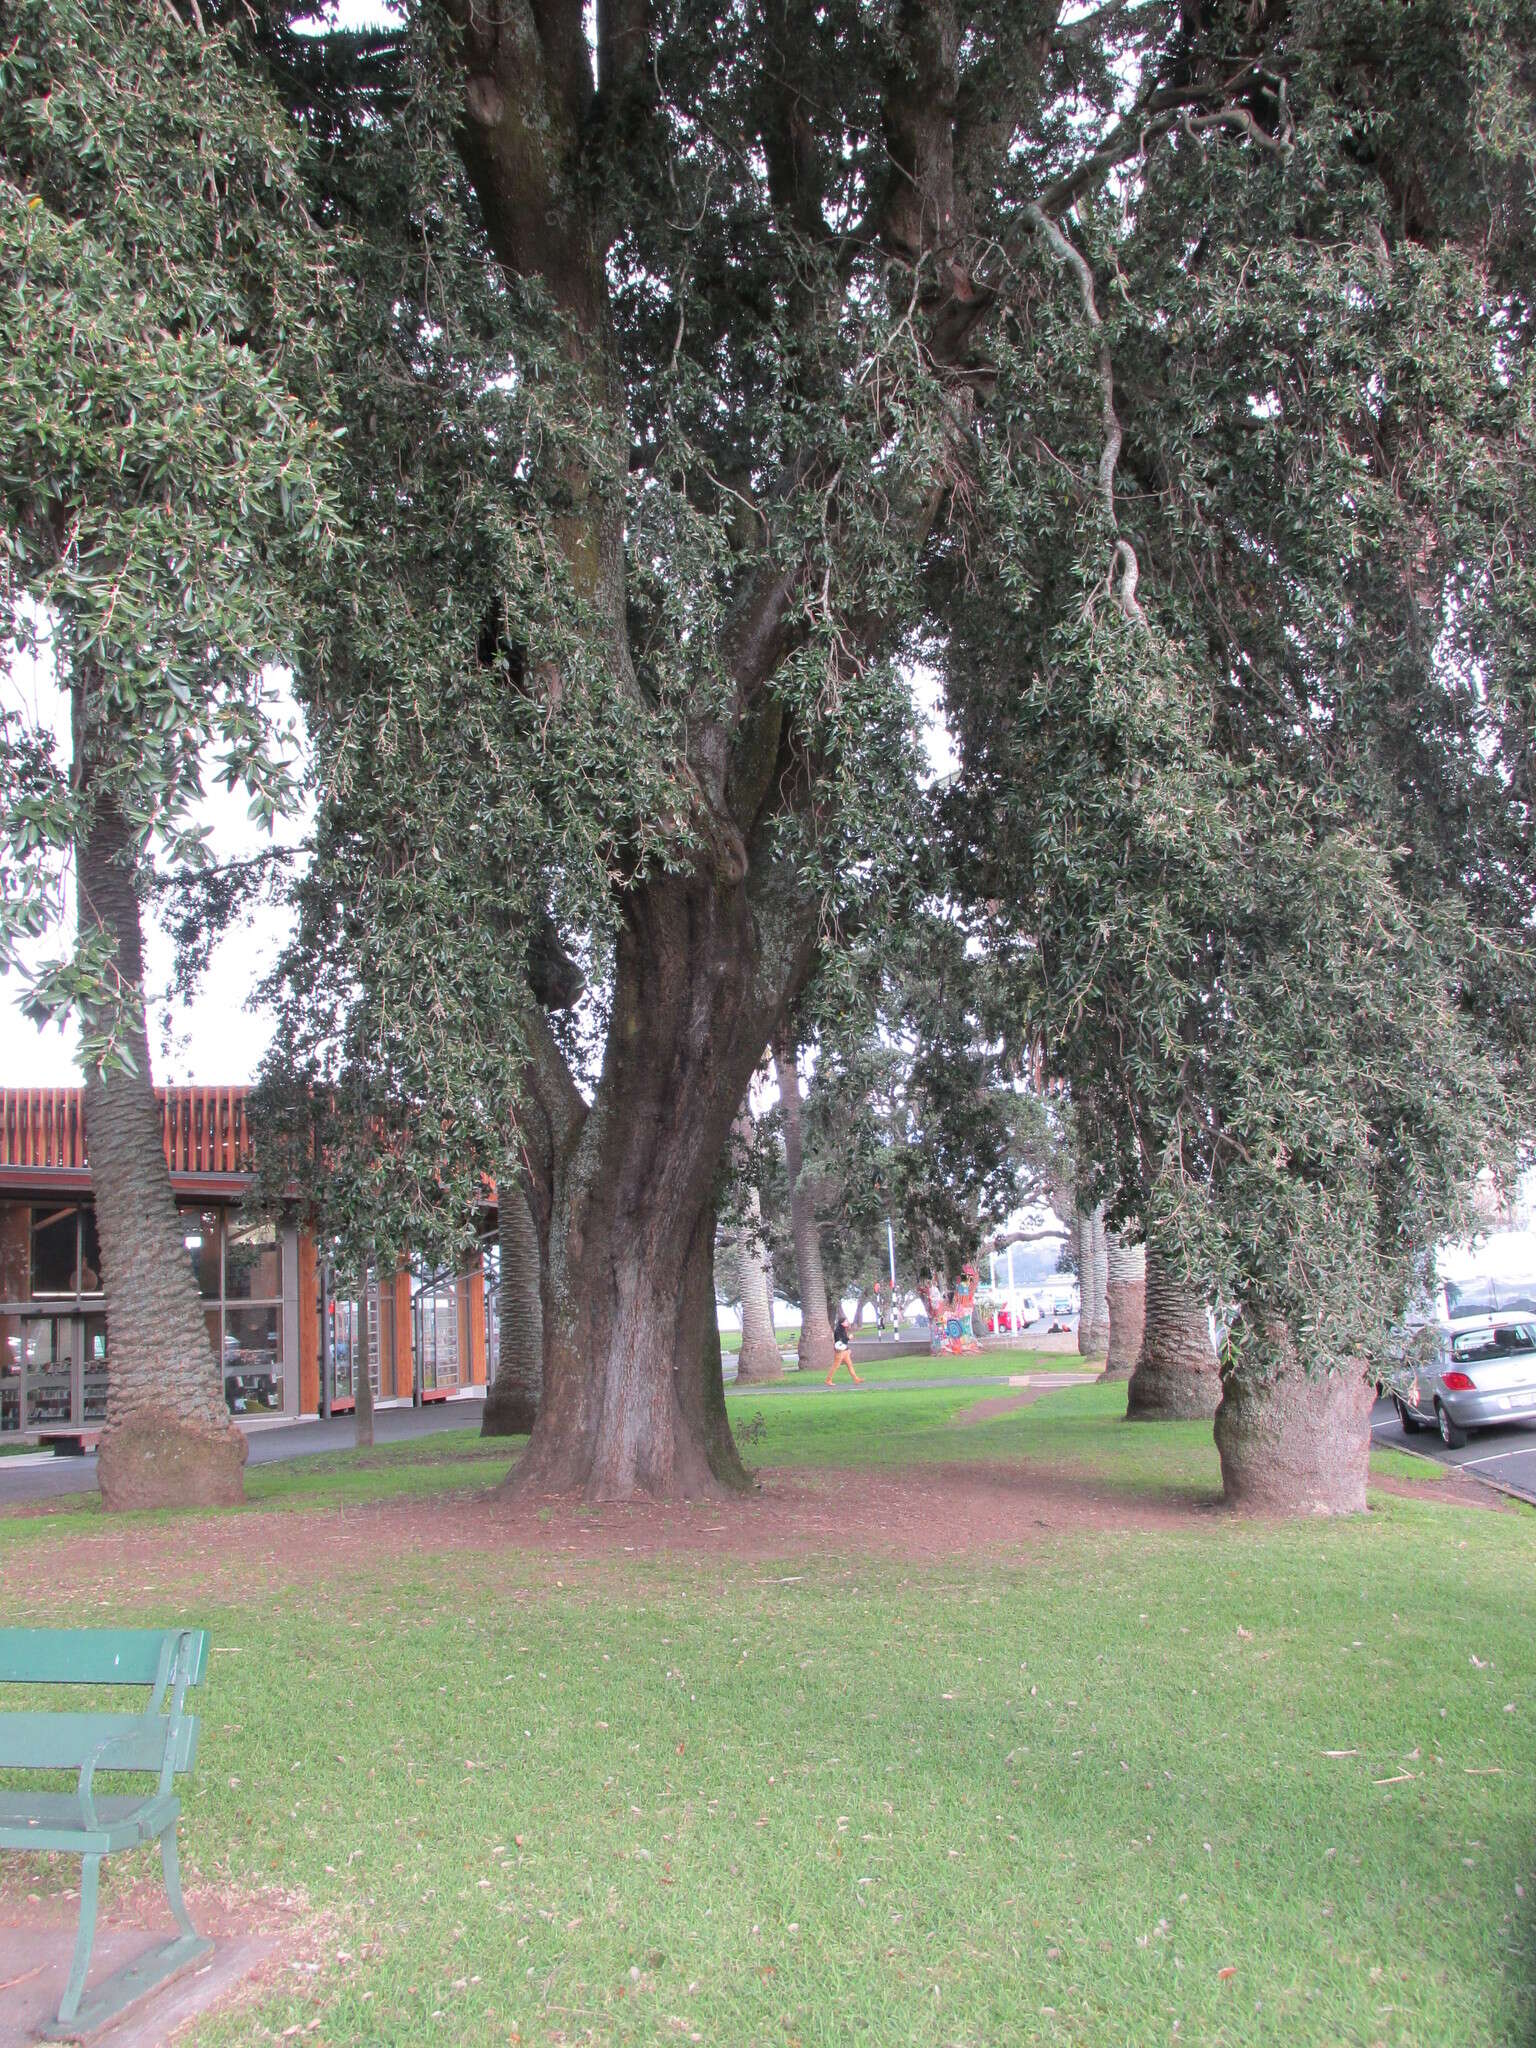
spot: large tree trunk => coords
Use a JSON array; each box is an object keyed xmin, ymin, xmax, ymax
[
  {"xmin": 1101, "ymin": 1231, "xmax": 1145, "ymax": 1379},
  {"xmin": 505, "ymin": 870, "xmax": 810, "ymax": 1502},
  {"xmin": 773, "ymin": 1038, "xmax": 835, "ymax": 1377},
  {"xmin": 483, "ymin": 1175, "xmax": 544, "ymax": 1434},
  {"xmin": 1213, "ymin": 1321, "xmax": 1373, "ymax": 1514},
  {"xmin": 1076, "ymin": 1207, "xmax": 1109, "ymax": 1358},
  {"xmin": 75, "ymin": 751, "xmax": 246, "ymax": 1510},
  {"xmin": 1126, "ymin": 1251, "xmax": 1220, "ymax": 1420}
]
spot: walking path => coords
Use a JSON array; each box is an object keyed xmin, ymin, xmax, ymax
[{"xmin": 724, "ymin": 1371, "xmax": 1098, "ymax": 1396}]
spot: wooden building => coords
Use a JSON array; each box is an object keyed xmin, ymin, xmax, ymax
[{"xmin": 0, "ymin": 1086, "xmax": 489, "ymax": 1441}]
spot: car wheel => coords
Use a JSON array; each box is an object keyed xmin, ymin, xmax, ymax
[
  {"xmin": 1394, "ymin": 1396, "xmax": 1425, "ymax": 1434},
  {"xmin": 1436, "ymin": 1401, "xmax": 1468, "ymax": 1450}
]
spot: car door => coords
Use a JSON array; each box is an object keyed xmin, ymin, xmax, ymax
[{"xmin": 1401, "ymin": 1331, "xmax": 1446, "ymax": 1421}]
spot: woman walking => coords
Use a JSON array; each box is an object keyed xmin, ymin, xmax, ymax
[{"xmin": 825, "ymin": 1309, "xmax": 862, "ymax": 1387}]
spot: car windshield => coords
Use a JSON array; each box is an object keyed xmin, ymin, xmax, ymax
[{"xmin": 1451, "ymin": 1324, "xmax": 1536, "ymax": 1362}]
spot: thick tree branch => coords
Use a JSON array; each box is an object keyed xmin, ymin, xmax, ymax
[{"xmin": 1025, "ymin": 202, "xmax": 1144, "ymax": 623}]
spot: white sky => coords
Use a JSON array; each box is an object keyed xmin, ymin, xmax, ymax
[{"xmin": 0, "ymin": 639, "xmax": 309, "ymax": 1088}]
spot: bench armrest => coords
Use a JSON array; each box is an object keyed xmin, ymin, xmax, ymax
[{"xmin": 76, "ymin": 1723, "xmax": 167, "ymax": 1832}]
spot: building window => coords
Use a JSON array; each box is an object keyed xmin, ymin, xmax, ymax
[
  {"xmin": 0, "ymin": 1202, "xmax": 105, "ymax": 1433},
  {"xmin": 176, "ymin": 1206, "xmax": 284, "ymax": 1415},
  {"xmin": 22, "ymin": 1204, "xmax": 104, "ymax": 1298},
  {"xmin": 0, "ymin": 1199, "xmax": 284, "ymax": 1431},
  {"xmin": 181, "ymin": 1208, "xmax": 221, "ymax": 1301}
]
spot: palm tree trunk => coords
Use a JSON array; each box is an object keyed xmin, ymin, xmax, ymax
[
  {"xmin": 75, "ymin": 701, "xmax": 245, "ymax": 1509},
  {"xmin": 1101, "ymin": 1231, "xmax": 1145, "ymax": 1379},
  {"xmin": 354, "ymin": 1279, "xmax": 375, "ymax": 1448},
  {"xmin": 773, "ymin": 1039, "xmax": 834, "ymax": 1376},
  {"xmin": 729, "ymin": 1107, "xmax": 784, "ymax": 1383},
  {"xmin": 1126, "ymin": 1251, "xmax": 1220, "ymax": 1419},
  {"xmin": 734, "ymin": 1215, "xmax": 783, "ymax": 1380},
  {"xmin": 1213, "ymin": 1318, "xmax": 1372, "ymax": 1513},
  {"xmin": 483, "ymin": 1175, "xmax": 544, "ymax": 1435},
  {"xmin": 1076, "ymin": 1207, "xmax": 1109, "ymax": 1358}
]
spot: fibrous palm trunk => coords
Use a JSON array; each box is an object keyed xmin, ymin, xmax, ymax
[
  {"xmin": 354, "ymin": 1281, "xmax": 375, "ymax": 1448},
  {"xmin": 1126, "ymin": 1251, "xmax": 1220, "ymax": 1420},
  {"xmin": 730, "ymin": 1108, "xmax": 783, "ymax": 1383},
  {"xmin": 1076, "ymin": 1207, "xmax": 1109, "ymax": 1358},
  {"xmin": 735, "ymin": 1228, "xmax": 783, "ymax": 1387},
  {"xmin": 1101, "ymin": 1231, "xmax": 1145, "ymax": 1379},
  {"xmin": 1212, "ymin": 1319, "xmax": 1372, "ymax": 1514},
  {"xmin": 76, "ymin": 723, "xmax": 246, "ymax": 1509},
  {"xmin": 773, "ymin": 1039, "xmax": 835, "ymax": 1378},
  {"xmin": 483, "ymin": 1176, "xmax": 544, "ymax": 1435}
]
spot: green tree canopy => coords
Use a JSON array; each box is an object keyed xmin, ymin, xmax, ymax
[
  {"xmin": 236, "ymin": 0, "xmax": 1535, "ymax": 1506},
  {"xmin": 944, "ymin": 0, "xmax": 1536, "ymax": 1403},
  {"xmin": 0, "ymin": 0, "xmax": 335, "ymax": 1063}
]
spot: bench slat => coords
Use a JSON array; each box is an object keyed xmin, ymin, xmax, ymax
[
  {"xmin": 0, "ymin": 1711, "xmax": 198, "ymax": 1775},
  {"xmin": 0, "ymin": 1790, "xmax": 179, "ymax": 1854},
  {"xmin": 0, "ymin": 1628, "xmax": 208, "ymax": 1689}
]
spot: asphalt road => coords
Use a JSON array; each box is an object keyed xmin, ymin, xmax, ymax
[{"xmin": 1371, "ymin": 1392, "xmax": 1536, "ymax": 1504}]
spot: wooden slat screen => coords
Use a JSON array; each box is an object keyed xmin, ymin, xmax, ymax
[{"xmin": 0, "ymin": 1086, "xmax": 251, "ymax": 1177}]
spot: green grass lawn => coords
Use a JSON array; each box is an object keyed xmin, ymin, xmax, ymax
[
  {"xmin": 2, "ymin": 1385, "xmax": 1532, "ymax": 2047},
  {"xmin": 727, "ymin": 1341, "xmax": 1090, "ymax": 1386},
  {"xmin": 719, "ymin": 1327, "xmax": 800, "ymax": 1355}
]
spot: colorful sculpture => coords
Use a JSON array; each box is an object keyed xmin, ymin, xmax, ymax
[{"xmin": 926, "ymin": 1263, "xmax": 982, "ymax": 1356}]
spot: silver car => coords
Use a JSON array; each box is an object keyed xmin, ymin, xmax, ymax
[{"xmin": 1391, "ymin": 1321, "xmax": 1536, "ymax": 1448}]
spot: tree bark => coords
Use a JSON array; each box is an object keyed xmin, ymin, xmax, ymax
[
  {"xmin": 1213, "ymin": 1321, "xmax": 1373, "ymax": 1514},
  {"xmin": 1126, "ymin": 1251, "xmax": 1220, "ymax": 1420},
  {"xmin": 75, "ymin": 727, "xmax": 246, "ymax": 1510},
  {"xmin": 1076, "ymin": 1207, "xmax": 1109, "ymax": 1358},
  {"xmin": 773, "ymin": 1038, "xmax": 835, "ymax": 1377},
  {"xmin": 729, "ymin": 1106, "xmax": 784, "ymax": 1383},
  {"xmin": 483, "ymin": 1174, "xmax": 544, "ymax": 1434},
  {"xmin": 354, "ymin": 1279, "xmax": 375, "ymax": 1448},
  {"xmin": 734, "ymin": 1224, "xmax": 783, "ymax": 1386},
  {"xmin": 504, "ymin": 868, "xmax": 810, "ymax": 1502},
  {"xmin": 1101, "ymin": 1231, "xmax": 1145, "ymax": 1379}
]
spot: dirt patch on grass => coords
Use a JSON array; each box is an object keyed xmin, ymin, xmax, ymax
[
  {"xmin": 0, "ymin": 1455, "xmax": 1218, "ymax": 1611},
  {"xmin": 954, "ymin": 1390, "xmax": 1050, "ymax": 1424},
  {"xmin": 1369, "ymin": 1468, "xmax": 1505, "ymax": 1509},
  {"xmin": 0, "ymin": 1874, "xmax": 309, "ymax": 1945}
]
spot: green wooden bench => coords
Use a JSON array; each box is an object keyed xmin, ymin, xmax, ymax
[{"xmin": 0, "ymin": 1627, "xmax": 213, "ymax": 2038}]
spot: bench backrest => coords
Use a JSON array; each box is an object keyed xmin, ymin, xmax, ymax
[
  {"xmin": 0, "ymin": 1628, "xmax": 207, "ymax": 1779},
  {"xmin": 0, "ymin": 1629, "xmax": 208, "ymax": 1690}
]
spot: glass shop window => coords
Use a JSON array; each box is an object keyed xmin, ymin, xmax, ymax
[
  {"xmin": 30, "ymin": 1207, "xmax": 80, "ymax": 1296},
  {"xmin": 178, "ymin": 1207, "xmax": 222, "ymax": 1301}
]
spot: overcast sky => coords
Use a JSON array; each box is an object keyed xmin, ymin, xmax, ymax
[{"xmin": 0, "ymin": 632, "xmax": 309, "ymax": 1088}]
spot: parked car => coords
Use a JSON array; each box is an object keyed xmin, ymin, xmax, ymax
[{"xmin": 1389, "ymin": 1321, "xmax": 1536, "ymax": 1448}]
